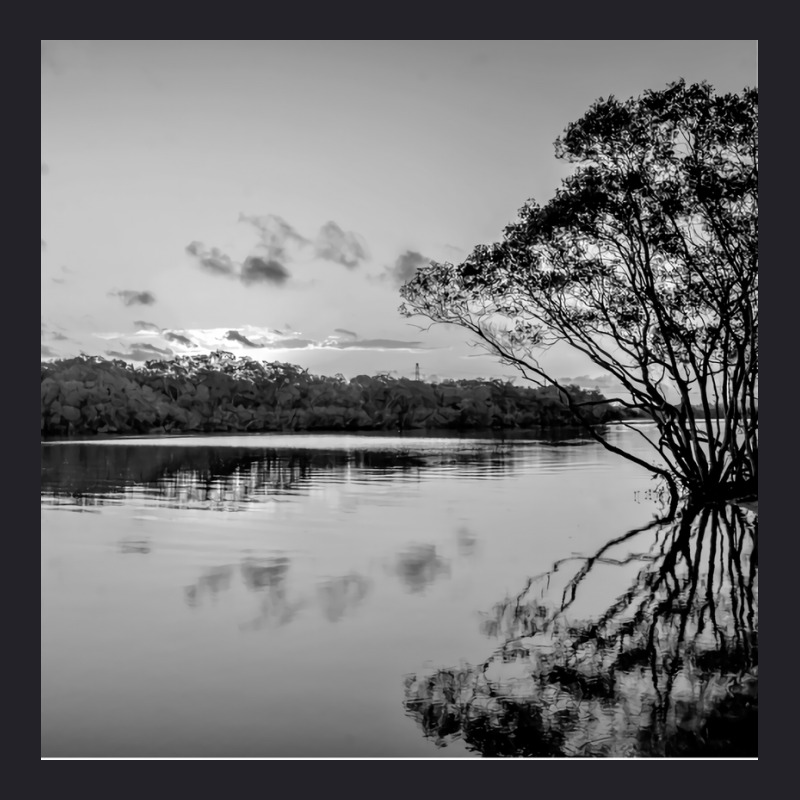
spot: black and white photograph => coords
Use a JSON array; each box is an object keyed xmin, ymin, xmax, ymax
[{"xmin": 41, "ymin": 40, "xmax": 758, "ymax": 759}]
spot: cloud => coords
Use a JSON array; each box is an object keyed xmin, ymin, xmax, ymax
[
  {"xmin": 91, "ymin": 325, "xmax": 434, "ymax": 362},
  {"xmin": 186, "ymin": 240, "xmax": 291, "ymax": 287},
  {"xmin": 385, "ymin": 250, "xmax": 430, "ymax": 286},
  {"xmin": 185, "ymin": 241, "xmax": 237, "ymax": 276},
  {"xmin": 334, "ymin": 328, "xmax": 359, "ymax": 339},
  {"xmin": 164, "ymin": 331, "xmax": 195, "ymax": 347},
  {"xmin": 265, "ymin": 337, "xmax": 316, "ymax": 349},
  {"xmin": 41, "ymin": 163, "xmax": 49, "ymax": 175},
  {"xmin": 239, "ymin": 214, "xmax": 309, "ymax": 262},
  {"xmin": 336, "ymin": 338, "xmax": 424, "ymax": 350},
  {"xmin": 314, "ymin": 221, "xmax": 369, "ymax": 268},
  {"xmin": 259, "ymin": 335, "xmax": 425, "ymax": 352},
  {"xmin": 136, "ymin": 343, "xmax": 172, "ymax": 355},
  {"xmin": 241, "ymin": 255, "xmax": 290, "ymax": 286},
  {"xmin": 134, "ymin": 320, "xmax": 162, "ymax": 333},
  {"xmin": 106, "ymin": 343, "xmax": 173, "ymax": 362},
  {"xmin": 41, "ymin": 345, "xmax": 57, "ymax": 358},
  {"xmin": 225, "ymin": 329, "xmax": 259, "ymax": 348},
  {"xmin": 109, "ymin": 290, "xmax": 156, "ymax": 307},
  {"xmin": 187, "ymin": 214, "xmax": 369, "ymax": 291}
]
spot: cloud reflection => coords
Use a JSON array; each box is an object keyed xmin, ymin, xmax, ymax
[{"xmin": 391, "ymin": 544, "xmax": 450, "ymax": 594}]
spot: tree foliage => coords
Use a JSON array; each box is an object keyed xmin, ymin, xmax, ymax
[
  {"xmin": 40, "ymin": 352, "xmax": 625, "ymax": 437},
  {"xmin": 400, "ymin": 80, "xmax": 758, "ymax": 500}
]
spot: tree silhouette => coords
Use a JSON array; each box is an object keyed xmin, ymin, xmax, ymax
[{"xmin": 400, "ymin": 81, "xmax": 757, "ymax": 502}]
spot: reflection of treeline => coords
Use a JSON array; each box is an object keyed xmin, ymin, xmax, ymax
[
  {"xmin": 40, "ymin": 444, "xmax": 514, "ymax": 502},
  {"xmin": 41, "ymin": 352, "xmax": 626, "ymax": 437},
  {"xmin": 404, "ymin": 503, "xmax": 757, "ymax": 757}
]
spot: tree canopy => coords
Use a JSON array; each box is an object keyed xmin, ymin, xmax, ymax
[
  {"xmin": 40, "ymin": 352, "xmax": 626, "ymax": 437},
  {"xmin": 400, "ymin": 80, "xmax": 758, "ymax": 501}
]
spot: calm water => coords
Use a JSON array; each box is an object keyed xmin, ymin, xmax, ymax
[{"xmin": 41, "ymin": 425, "xmax": 757, "ymax": 757}]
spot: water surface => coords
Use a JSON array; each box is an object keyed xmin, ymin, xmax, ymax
[{"xmin": 41, "ymin": 426, "xmax": 756, "ymax": 757}]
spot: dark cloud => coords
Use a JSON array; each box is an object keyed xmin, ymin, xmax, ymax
[
  {"xmin": 134, "ymin": 320, "xmax": 162, "ymax": 333},
  {"xmin": 314, "ymin": 221, "xmax": 368, "ymax": 268},
  {"xmin": 241, "ymin": 255, "xmax": 290, "ymax": 285},
  {"xmin": 109, "ymin": 290, "xmax": 156, "ymax": 307},
  {"xmin": 136, "ymin": 343, "xmax": 172, "ymax": 355},
  {"xmin": 334, "ymin": 328, "xmax": 359, "ymax": 339},
  {"xmin": 106, "ymin": 343, "xmax": 173, "ymax": 362},
  {"xmin": 239, "ymin": 214, "xmax": 309, "ymax": 262},
  {"xmin": 225, "ymin": 330, "xmax": 259, "ymax": 348},
  {"xmin": 106, "ymin": 349, "xmax": 148, "ymax": 362},
  {"xmin": 188, "ymin": 213, "xmax": 368, "ymax": 287},
  {"xmin": 186, "ymin": 240, "xmax": 291, "ymax": 287},
  {"xmin": 185, "ymin": 241, "xmax": 237, "ymax": 275},
  {"xmin": 385, "ymin": 250, "xmax": 430, "ymax": 286},
  {"xmin": 41, "ymin": 345, "xmax": 57, "ymax": 358},
  {"xmin": 50, "ymin": 331, "xmax": 68, "ymax": 341},
  {"xmin": 164, "ymin": 331, "xmax": 195, "ymax": 347}
]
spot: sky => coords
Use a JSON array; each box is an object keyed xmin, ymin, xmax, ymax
[{"xmin": 41, "ymin": 40, "xmax": 758, "ymax": 383}]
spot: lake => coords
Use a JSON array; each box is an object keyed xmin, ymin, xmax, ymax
[{"xmin": 41, "ymin": 424, "xmax": 757, "ymax": 758}]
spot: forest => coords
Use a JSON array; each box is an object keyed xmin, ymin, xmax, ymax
[{"xmin": 40, "ymin": 351, "xmax": 628, "ymax": 437}]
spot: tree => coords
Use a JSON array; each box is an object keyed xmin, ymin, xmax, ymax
[{"xmin": 400, "ymin": 80, "xmax": 758, "ymax": 502}]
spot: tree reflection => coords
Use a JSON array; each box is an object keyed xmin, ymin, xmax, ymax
[
  {"xmin": 403, "ymin": 502, "xmax": 757, "ymax": 757},
  {"xmin": 184, "ymin": 565, "xmax": 234, "ymax": 607},
  {"xmin": 237, "ymin": 556, "xmax": 304, "ymax": 629},
  {"xmin": 41, "ymin": 443, "xmax": 525, "ymax": 509},
  {"xmin": 317, "ymin": 573, "xmax": 371, "ymax": 622}
]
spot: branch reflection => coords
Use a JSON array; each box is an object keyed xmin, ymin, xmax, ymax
[{"xmin": 402, "ymin": 502, "xmax": 758, "ymax": 757}]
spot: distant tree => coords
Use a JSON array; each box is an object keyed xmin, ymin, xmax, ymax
[{"xmin": 400, "ymin": 80, "xmax": 758, "ymax": 502}]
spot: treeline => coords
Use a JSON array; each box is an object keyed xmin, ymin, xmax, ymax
[{"xmin": 41, "ymin": 351, "xmax": 627, "ymax": 437}]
